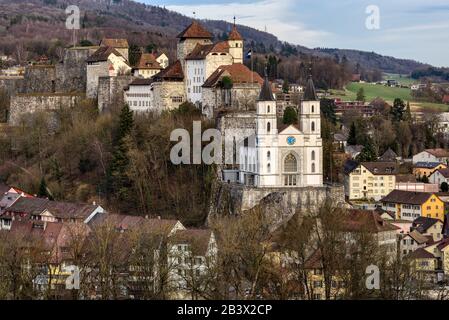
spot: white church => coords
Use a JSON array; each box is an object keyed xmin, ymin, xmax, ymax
[{"xmin": 224, "ymin": 74, "xmax": 323, "ymax": 188}]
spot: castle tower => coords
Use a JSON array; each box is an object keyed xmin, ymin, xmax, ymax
[
  {"xmin": 255, "ymin": 72, "xmax": 278, "ymax": 187},
  {"xmin": 176, "ymin": 21, "xmax": 213, "ymax": 65},
  {"xmin": 227, "ymin": 21, "xmax": 244, "ymax": 64},
  {"xmin": 299, "ymin": 74, "xmax": 323, "ymax": 186}
]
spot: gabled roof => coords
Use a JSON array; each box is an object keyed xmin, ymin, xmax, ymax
[
  {"xmin": 361, "ymin": 162, "xmax": 398, "ymax": 175},
  {"xmin": 100, "ymin": 214, "xmax": 181, "ymax": 234},
  {"xmin": 128, "ymin": 78, "xmax": 152, "ymax": 86},
  {"xmin": 202, "ymin": 63, "xmax": 263, "ymax": 88},
  {"xmin": 228, "ymin": 26, "xmax": 243, "ymax": 41},
  {"xmin": 5, "ymin": 197, "xmax": 100, "ymax": 221},
  {"xmin": 414, "ymin": 162, "xmax": 445, "ymax": 169},
  {"xmin": 406, "ymin": 230, "xmax": 430, "ymax": 245},
  {"xmin": 434, "ymin": 168, "xmax": 449, "ymax": 178},
  {"xmin": 100, "ymin": 38, "xmax": 129, "ymax": 48},
  {"xmin": 303, "ymin": 76, "xmax": 318, "ymax": 101},
  {"xmin": 177, "ymin": 21, "xmax": 213, "ymax": 39},
  {"xmin": 185, "ymin": 42, "xmax": 230, "ymax": 60},
  {"xmin": 153, "ymin": 60, "xmax": 184, "ymax": 81},
  {"xmin": 423, "ymin": 148, "xmax": 449, "ymax": 158},
  {"xmin": 258, "ymin": 72, "xmax": 275, "ymax": 101},
  {"xmin": 172, "ymin": 229, "xmax": 213, "ymax": 256},
  {"xmin": 407, "ymin": 247, "xmax": 435, "ymax": 260},
  {"xmin": 379, "ymin": 148, "xmax": 398, "ymax": 162},
  {"xmin": 86, "ymin": 46, "xmax": 124, "ymax": 63},
  {"xmin": 136, "ymin": 53, "xmax": 162, "ymax": 70},
  {"xmin": 381, "ymin": 190, "xmax": 434, "ymax": 205},
  {"xmin": 412, "ymin": 216, "xmax": 441, "ymax": 233},
  {"xmin": 339, "ymin": 209, "xmax": 400, "ymax": 233}
]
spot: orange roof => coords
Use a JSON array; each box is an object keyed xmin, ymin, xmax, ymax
[
  {"xmin": 203, "ymin": 63, "xmax": 263, "ymax": 87},
  {"xmin": 228, "ymin": 26, "xmax": 243, "ymax": 41},
  {"xmin": 177, "ymin": 21, "xmax": 213, "ymax": 39},
  {"xmin": 136, "ymin": 53, "xmax": 162, "ymax": 70},
  {"xmin": 100, "ymin": 38, "xmax": 129, "ymax": 48},
  {"xmin": 186, "ymin": 42, "xmax": 230, "ymax": 60},
  {"xmin": 154, "ymin": 60, "xmax": 184, "ymax": 81}
]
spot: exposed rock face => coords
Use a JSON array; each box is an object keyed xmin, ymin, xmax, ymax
[{"xmin": 208, "ymin": 180, "xmax": 346, "ymax": 226}]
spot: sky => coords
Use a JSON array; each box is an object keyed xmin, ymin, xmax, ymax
[{"xmin": 138, "ymin": 0, "xmax": 449, "ymax": 68}]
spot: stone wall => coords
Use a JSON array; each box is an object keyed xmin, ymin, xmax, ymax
[
  {"xmin": 8, "ymin": 94, "xmax": 84, "ymax": 125},
  {"xmin": 0, "ymin": 76, "xmax": 24, "ymax": 96},
  {"xmin": 152, "ymin": 81, "xmax": 186, "ymax": 112},
  {"xmin": 98, "ymin": 75, "xmax": 134, "ymax": 111},
  {"xmin": 55, "ymin": 47, "xmax": 96, "ymax": 93},
  {"xmin": 22, "ymin": 65, "xmax": 56, "ymax": 94}
]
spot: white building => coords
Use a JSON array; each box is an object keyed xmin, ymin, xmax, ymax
[
  {"xmin": 124, "ymin": 78, "xmax": 153, "ymax": 113},
  {"xmin": 133, "ymin": 53, "xmax": 162, "ymax": 79},
  {"xmin": 230, "ymin": 74, "xmax": 323, "ymax": 188},
  {"xmin": 412, "ymin": 149, "xmax": 449, "ymax": 165},
  {"xmin": 429, "ymin": 168, "xmax": 449, "ymax": 186}
]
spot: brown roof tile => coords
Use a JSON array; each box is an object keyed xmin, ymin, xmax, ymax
[
  {"xmin": 361, "ymin": 162, "xmax": 398, "ymax": 175},
  {"xmin": 153, "ymin": 60, "xmax": 184, "ymax": 81},
  {"xmin": 185, "ymin": 42, "xmax": 230, "ymax": 60},
  {"xmin": 228, "ymin": 26, "xmax": 243, "ymax": 41},
  {"xmin": 203, "ymin": 63, "xmax": 263, "ymax": 87},
  {"xmin": 136, "ymin": 53, "xmax": 162, "ymax": 70},
  {"xmin": 177, "ymin": 21, "xmax": 213, "ymax": 39},
  {"xmin": 381, "ymin": 190, "xmax": 434, "ymax": 205},
  {"xmin": 407, "ymin": 248, "xmax": 435, "ymax": 260},
  {"xmin": 340, "ymin": 209, "xmax": 400, "ymax": 233},
  {"xmin": 172, "ymin": 229, "xmax": 213, "ymax": 256},
  {"xmin": 86, "ymin": 46, "xmax": 124, "ymax": 63},
  {"xmin": 425, "ymin": 148, "xmax": 449, "ymax": 158},
  {"xmin": 100, "ymin": 38, "xmax": 129, "ymax": 48}
]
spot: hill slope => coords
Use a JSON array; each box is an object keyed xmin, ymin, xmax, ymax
[{"xmin": 0, "ymin": 0, "xmax": 430, "ymax": 74}]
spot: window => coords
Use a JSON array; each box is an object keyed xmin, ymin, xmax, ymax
[
  {"xmin": 267, "ymin": 163, "xmax": 271, "ymax": 173},
  {"xmin": 311, "ymin": 121, "xmax": 315, "ymax": 132},
  {"xmin": 267, "ymin": 105, "xmax": 270, "ymax": 113},
  {"xmin": 312, "ymin": 163, "xmax": 316, "ymax": 173},
  {"xmin": 311, "ymin": 105, "xmax": 314, "ymax": 113},
  {"xmin": 267, "ymin": 151, "xmax": 271, "ymax": 161},
  {"xmin": 311, "ymin": 151, "xmax": 316, "ymax": 161},
  {"xmin": 284, "ymin": 154, "xmax": 298, "ymax": 173},
  {"xmin": 267, "ymin": 122, "xmax": 271, "ymax": 133}
]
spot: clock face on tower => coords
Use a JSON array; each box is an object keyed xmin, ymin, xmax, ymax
[{"xmin": 287, "ymin": 136, "xmax": 296, "ymax": 145}]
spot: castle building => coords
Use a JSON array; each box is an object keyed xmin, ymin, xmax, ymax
[
  {"xmin": 231, "ymin": 74, "xmax": 323, "ymax": 188},
  {"xmin": 133, "ymin": 53, "xmax": 162, "ymax": 79}
]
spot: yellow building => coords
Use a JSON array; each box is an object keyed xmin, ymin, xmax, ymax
[
  {"xmin": 381, "ymin": 190, "xmax": 445, "ymax": 221},
  {"xmin": 345, "ymin": 162, "xmax": 398, "ymax": 201},
  {"xmin": 413, "ymin": 162, "xmax": 447, "ymax": 179}
]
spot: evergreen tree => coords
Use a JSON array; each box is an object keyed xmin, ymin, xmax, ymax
[
  {"xmin": 404, "ymin": 101, "xmax": 412, "ymax": 121},
  {"xmin": 391, "ymin": 98, "xmax": 406, "ymax": 122},
  {"xmin": 283, "ymin": 106, "xmax": 298, "ymax": 125},
  {"xmin": 441, "ymin": 182, "xmax": 449, "ymax": 192},
  {"xmin": 107, "ymin": 105, "xmax": 134, "ymax": 203},
  {"xmin": 320, "ymin": 98, "xmax": 337, "ymax": 125},
  {"xmin": 356, "ymin": 87, "xmax": 365, "ymax": 102},
  {"xmin": 282, "ymin": 78, "xmax": 289, "ymax": 94},
  {"xmin": 422, "ymin": 175, "xmax": 429, "ymax": 183},
  {"xmin": 347, "ymin": 122, "xmax": 357, "ymax": 145},
  {"xmin": 38, "ymin": 177, "xmax": 53, "ymax": 200},
  {"xmin": 356, "ymin": 138, "xmax": 378, "ymax": 162}
]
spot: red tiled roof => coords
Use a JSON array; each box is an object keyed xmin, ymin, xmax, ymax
[
  {"xmin": 203, "ymin": 63, "xmax": 263, "ymax": 87},
  {"xmin": 425, "ymin": 148, "xmax": 449, "ymax": 158},
  {"xmin": 177, "ymin": 21, "xmax": 213, "ymax": 39},
  {"xmin": 339, "ymin": 209, "xmax": 400, "ymax": 233},
  {"xmin": 228, "ymin": 26, "xmax": 243, "ymax": 41},
  {"xmin": 86, "ymin": 46, "xmax": 125, "ymax": 63},
  {"xmin": 153, "ymin": 60, "xmax": 184, "ymax": 81},
  {"xmin": 136, "ymin": 53, "xmax": 162, "ymax": 70},
  {"xmin": 185, "ymin": 42, "xmax": 230, "ymax": 60}
]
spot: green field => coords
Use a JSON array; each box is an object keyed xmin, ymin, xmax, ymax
[
  {"xmin": 383, "ymin": 73, "xmax": 417, "ymax": 86},
  {"xmin": 329, "ymin": 82, "xmax": 449, "ymax": 112}
]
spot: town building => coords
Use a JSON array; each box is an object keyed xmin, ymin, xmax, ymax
[
  {"xmin": 429, "ymin": 168, "xmax": 449, "ymax": 187},
  {"xmin": 229, "ymin": 74, "xmax": 323, "ymax": 188},
  {"xmin": 413, "ymin": 149, "xmax": 449, "ymax": 165},
  {"xmin": 124, "ymin": 78, "xmax": 153, "ymax": 113},
  {"xmin": 413, "ymin": 162, "xmax": 447, "ymax": 179},
  {"xmin": 133, "ymin": 53, "xmax": 163, "ymax": 79},
  {"xmin": 381, "ymin": 190, "xmax": 445, "ymax": 221},
  {"xmin": 411, "ymin": 216, "xmax": 444, "ymax": 242},
  {"xmin": 344, "ymin": 162, "xmax": 398, "ymax": 201},
  {"xmin": 100, "ymin": 38, "xmax": 130, "ymax": 61}
]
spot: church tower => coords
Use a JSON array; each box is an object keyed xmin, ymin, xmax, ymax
[
  {"xmin": 227, "ymin": 20, "xmax": 244, "ymax": 64},
  {"xmin": 255, "ymin": 72, "xmax": 278, "ymax": 187},
  {"xmin": 299, "ymin": 74, "xmax": 323, "ymax": 186}
]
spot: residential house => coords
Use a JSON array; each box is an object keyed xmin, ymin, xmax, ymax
[
  {"xmin": 0, "ymin": 197, "xmax": 105, "ymax": 230},
  {"xmin": 400, "ymin": 230, "xmax": 429, "ymax": 257},
  {"xmin": 413, "ymin": 162, "xmax": 447, "ymax": 179},
  {"xmin": 413, "ymin": 149, "xmax": 449, "ymax": 165},
  {"xmin": 378, "ymin": 148, "xmax": 399, "ymax": 162},
  {"xmin": 100, "ymin": 38, "xmax": 129, "ymax": 61},
  {"xmin": 381, "ymin": 190, "xmax": 445, "ymax": 222},
  {"xmin": 344, "ymin": 145, "xmax": 364, "ymax": 160},
  {"xmin": 344, "ymin": 162, "xmax": 398, "ymax": 201},
  {"xmin": 411, "ymin": 216, "xmax": 444, "ymax": 242},
  {"xmin": 0, "ymin": 184, "xmax": 34, "ymax": 214},
  {"xmin": 133, "ymin": 53, "xmax": 162, "ymax": 79},
  {"xmin": 429, "ymin": 168, "xmax": 449, "ymax": 187},
  {"xmin": 406, "ymin": 248, "xmax": 439, "ymax": 281}
]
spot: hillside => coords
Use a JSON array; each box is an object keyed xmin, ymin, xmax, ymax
[{"xmin": 0, "ymin": 0, "xmax": 431, "ymax": 75}]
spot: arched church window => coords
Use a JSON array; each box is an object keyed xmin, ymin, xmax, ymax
[
  {"xmin": 312, "ymin": 151, "xmax": 316, "ymax": 161},
  {"xmin": 267, "ymin": 105, "xmax": 270, "ymax": 113},
  {"xmin": 267, "ymin": 122, "xmax": 271, "ymax": 133},
  {"xmin": 284, "ymin": 154, "xmax": 298, "ymax": 173},
  {"xmin": 312, "ymin": 163, "xmax": 316, "ymax": 173},
  {"xmin": 311, "ymin": 122, "xmax": 315, "ymax": 132},
  {"xmin": 311, "ymin": 105, "xmax": 315, "ymax": 113},
  {"xmin": 267, "ymin": 151, "xmax": 271, "ymax": 161},
  {"xmin": 267, "ymin": 163, "xmax": 271, "ymax": 173}
]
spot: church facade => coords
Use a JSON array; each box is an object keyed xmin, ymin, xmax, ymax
[{"xmin": 228, "ymin": 74, "xmax": 323, "ymax": 188}]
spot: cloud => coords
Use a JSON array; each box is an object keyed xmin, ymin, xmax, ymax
[{"xmin": 166, "ymin": 0, "xmax": 332, "ymax": 47}]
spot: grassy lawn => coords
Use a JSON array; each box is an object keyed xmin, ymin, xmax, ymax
[
  {"xmin": 383, "ymin": 73, "xmax": 417, "ymax": 86},
  {"xmin": 328, "ymin": 82, "xmax": 449, "ymax": 112}
]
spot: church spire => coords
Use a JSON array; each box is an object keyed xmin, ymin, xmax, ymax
[
  {"xmin": 303, "ymin": 67, "xmax": 317, "ymax": 101},
  {"xmin": 258, "ymin": 69, "xmax": 275, "ymax": 101}
]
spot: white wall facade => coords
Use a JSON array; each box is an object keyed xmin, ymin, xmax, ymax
[{"xmin": 124, "ymin": 84, "xmax": 153, "ymax": 113}]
